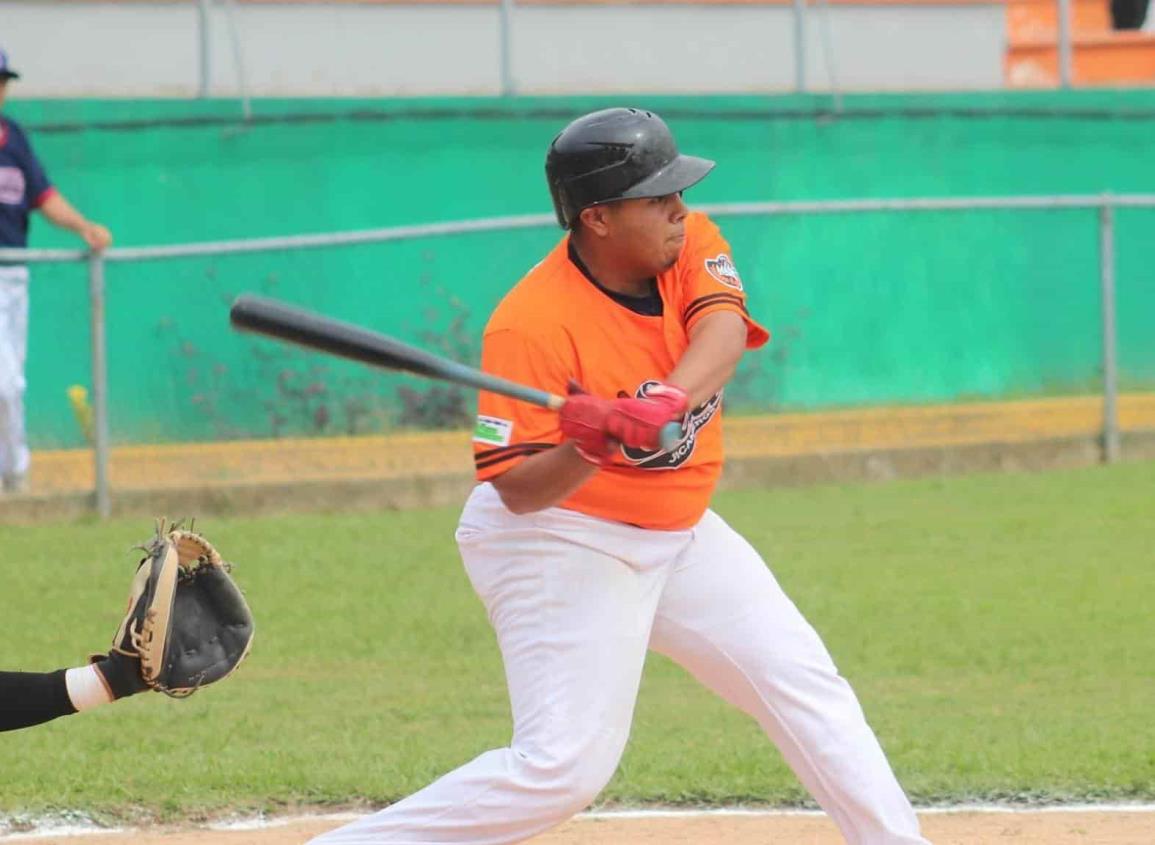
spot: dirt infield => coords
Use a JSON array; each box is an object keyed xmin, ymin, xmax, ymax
[
  {"xmin": 25, "ymin": 394, "xmax": 1155, "ymax": 497},
  {"xmin": 17, "ymin": 810, "xmax": 1155, "ymax": 844}
]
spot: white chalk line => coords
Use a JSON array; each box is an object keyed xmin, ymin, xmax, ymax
[{"xmin": 4, "ymin": 803, "xmax": 1155, "ymax": 840}]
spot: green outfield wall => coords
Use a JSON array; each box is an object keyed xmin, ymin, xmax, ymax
[{"xmin": 9, "ymin": 91, "xmax": 1155, "ymax": 447}]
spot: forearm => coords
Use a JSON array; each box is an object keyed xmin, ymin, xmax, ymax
[
  {"xmin": 37, "ymin": 193, "xmax": 112, "ymax": 250},
  {"xmin": 490, "ymin": 442, "xmax": 598, "ymax": 514},
  {"xmin": 666, "ymin": 310, "xmax": 748, "ymax": 406},
  {"xmin": 38, "ymin": 192, "xmax": 88, "ymax": 232},
  {"xmin": 0, "ymin": 670, "xmax": 76, "ymax": 733}
]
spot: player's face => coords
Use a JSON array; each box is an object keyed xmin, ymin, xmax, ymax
[
  {"xmin": 0, "ymin": 81, "xmax": 7, "ymax": 110},
  {"xmin": 604, "ymin": 192, "xmax": 689, "ymax": 274}
]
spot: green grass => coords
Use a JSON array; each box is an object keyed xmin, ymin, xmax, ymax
[{"xmin": 2, "ymin": 461, "xmax": 1153, "ymax": 821}]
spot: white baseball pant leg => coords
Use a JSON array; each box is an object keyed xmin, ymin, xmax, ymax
[
  {"xmin": 0, "ymin": 266, "xmax": 30, "ymax": 482},
  {"xmin": 649, "ymin": 509, "xmax": 929, "ymax": 845},
  {"xmin": 310, "ymin": 482, "xmax": 693, "ymax": 845}
]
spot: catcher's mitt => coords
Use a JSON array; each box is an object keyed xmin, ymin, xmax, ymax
[{"xmin": 104, "ymin": 521, "xmax": 255, "ymax": 698}]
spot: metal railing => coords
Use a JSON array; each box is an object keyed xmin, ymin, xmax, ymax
[{"xmin": 2, "ymin": 192, "xmax": 1152, "ymax": 518}]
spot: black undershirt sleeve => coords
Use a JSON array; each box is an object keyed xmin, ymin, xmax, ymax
[{"xmin": 0, "ymin": 670, "xmax": 77, "ymax": 733}]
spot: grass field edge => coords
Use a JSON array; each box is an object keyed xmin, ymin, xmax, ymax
[{"xmin": 3, "ymin": 430, "xmax": 1154, "ymax": 525}]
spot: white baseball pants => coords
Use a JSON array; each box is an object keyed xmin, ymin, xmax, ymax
[
  {"xmin": 0, "ymin": 265, "xmax": 30, "ymax": 483},
  {"xmin": 312, "ymin": 483, "xmax": 928, "ymax": 845}
]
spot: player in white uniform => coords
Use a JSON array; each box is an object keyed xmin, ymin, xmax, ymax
[
  {"xmin": 312, "ymin": 109, "xmax": 929, "ymax": 844},
  {"xmin": 0, "ymin": 47, "xmax": 112, "ymax": 494}
]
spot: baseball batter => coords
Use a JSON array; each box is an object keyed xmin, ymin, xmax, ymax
[{"xmin": 313, "ymin": 108, "xmax": 929, "ymax": 844}]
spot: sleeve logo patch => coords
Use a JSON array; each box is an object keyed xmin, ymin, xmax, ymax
[
  {"xmin": 0, "ymin": 167, "xmax": 26, "ymax": 205},
  {"xmin": 705, "ymin": 254, "xmax": 743, "ymax": 290},
  {"xmin": 473, "ymin": 415, "xmax": 513, "ymax": 447}
]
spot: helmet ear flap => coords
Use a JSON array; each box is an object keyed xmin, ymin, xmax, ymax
[{"xmin": 546, "ymin": 166, "xmax": 573, "ymax": 229}]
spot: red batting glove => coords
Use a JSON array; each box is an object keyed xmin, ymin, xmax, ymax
[
  {"xmin": 604, "ymin": 383, "xmax": 690, "ymax": 451},
  {"xmin": 558, "ymin": 381, "xmax": 619, "ymax": 466}
]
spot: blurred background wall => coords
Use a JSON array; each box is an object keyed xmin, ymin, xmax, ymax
[
  {"xmin": 9, "ymin": 93, "xmax": 1155, "ymax": 447},
  {"xmin": 6, "ymin": 0, "xmax": 1006, "ymax": 95}
]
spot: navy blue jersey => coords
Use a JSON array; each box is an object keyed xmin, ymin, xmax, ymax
[{"xmin": 0, "ymin": 116, "xmax": 54, "ymax": 249}]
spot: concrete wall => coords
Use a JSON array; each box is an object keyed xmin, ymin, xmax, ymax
[{"xmin": 4, "ymin": 1, "xmax": 1005, "ymax": 96}]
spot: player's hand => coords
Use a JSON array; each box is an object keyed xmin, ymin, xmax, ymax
[
  {"xmin": 605, "ymin": 383, "xmax": 689, "ymax": 451},
  {"xmin": 80, "ymin": 222, "xmax": 113, "ymax": 251},
  {"xmin": 559, "ymin": 381, "xmax": 619, "ymax": 466}
]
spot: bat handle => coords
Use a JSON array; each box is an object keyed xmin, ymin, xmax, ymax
[
  {"xmin": 548, "ymin": 394, "xmax": 686, "ymax": 452},
  {"xmin": 657, "ymin": 421, "xmax": 684, "ymax": 452}
]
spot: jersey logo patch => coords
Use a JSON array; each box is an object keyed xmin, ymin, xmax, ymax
[
  {"xmin": 705, "ymin": 253, "xmax": 743, "ymax": 291},
  {"xmin": 0, "ymin": 167, "xmax": 26, "ymax": 206},
  {"xmin": 619, "ymin": 381, "xmax": 722, "ymax": 470},
  {"xmin": 473, "ymin": 415, "xmax": 513, "ymax": 447}
]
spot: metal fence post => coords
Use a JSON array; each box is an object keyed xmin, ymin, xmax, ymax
[
  {"xmin": 88, "ymin": 253, "xmax": 112, "ymax": 518},
  {"xmin": 197, "ymin": 0, "xmax": 212, "ymax": 98},
  {"xmin": 1099, "ymin": 198, "xmax": 1120, "ymax": 464},
  {"xmin": 1057, "ymin": 0, "xmax": 1073, "ymax": 88},
  {"xmin": 793, "ymin": 0, "xmax": 808, "ymax": 93},
  {"xmin": 499, "ymin": 0, "xmax": 515, "ymax": 96},
  {"xmin": 221, "ymin": 0, "xmax": 252, "ymax": 121}
]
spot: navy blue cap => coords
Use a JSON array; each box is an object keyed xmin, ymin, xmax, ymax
[{"xmin": 0, "ymin": 49, "xmax": 20, "ymax": 81}]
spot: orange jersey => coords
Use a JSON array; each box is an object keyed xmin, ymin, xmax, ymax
[{"xmin": 472, "ymin": 212, "xmax": 769, "ymax": 530}]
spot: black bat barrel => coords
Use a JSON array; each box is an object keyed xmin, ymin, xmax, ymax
[
  {"xmin": 230, "ymin": 294, "xmax": 446, "ymax": 379},
  {"xmin": 229, "ymin": 294, "xmax": 560, "ymax": 412}
]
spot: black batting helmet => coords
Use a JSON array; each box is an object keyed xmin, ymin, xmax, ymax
[{"xmin": 545, "ymin": 108, "xmax": 715, "ymax": 230}]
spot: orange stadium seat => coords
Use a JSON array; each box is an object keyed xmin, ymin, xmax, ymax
[{"xmin": 1006, "ymin": 0, "xmax": 1155, "ymax": 84}]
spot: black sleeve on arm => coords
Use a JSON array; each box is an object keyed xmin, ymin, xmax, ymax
[{"xmin": 0, "ymin": 670, "xmax": 77, "ymax": 732}]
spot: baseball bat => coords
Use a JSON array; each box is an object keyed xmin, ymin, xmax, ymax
[{"xmin": 228, "ymin": 294, "xmax": 684, "ymax": 451}]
